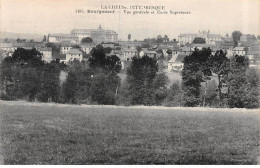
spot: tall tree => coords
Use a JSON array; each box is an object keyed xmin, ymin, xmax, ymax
[
  {"xmin": 153, "ymin": 73, "xmax": 169, "ymax": 105},
  {"xmin": 182, "ymin": 48, "xmax": 212, "ymax": 106},
  {"xmin": 89, "ymin": 44, "xmax": 107, "ymax": 69},
  {"xmin": 156, "ymin": 35, "xmax": 163, "ymax": 43},
  {"xmin": 81, "ymin": 37, "xmax": 93, "ymax": 43},
  {"xmin": 209, "ymin": 50, "xmax": 230, "ymax": 102},
  {"xmin": 128, "ymin": 34, "xmax": 131, "ymax": 41},
  {"xmin": 42, "ymin": 35, "xmax": 47, "ymax": 42},
  {"xmin": 126, "ymin": 55, "xmax": 158, "ymax": 105},
  {"xmin": 38, "ymin": 61, "xmax": 62, "ymax": 102},
  {"xmin": 193, "ymin": 37, "xmax": 206, "ymax": 44},
  {"xmin": 227, "ymin": 55, "xmax": 249, "ymax": 108},
  {"xmin": 232, "ymin": 31, "xmax": 242, "ymax": 47},
  {"xmin": 243, "ymin": 68, "xmax": 259, "ymax": 108}
]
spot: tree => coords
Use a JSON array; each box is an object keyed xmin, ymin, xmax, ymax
[
  {"xmin": 128, "ymin": 34, "xmax": 131, "ymax": 41},
  {"xmin": 62, "ymin": 70, "xmax": 79, "ymax": 104},
  {"xmin": 136, "ymin": 46, "xmax": 142, "ymax": 57},
  {"xmin": 166, "ymin": 49, "xmax": 172, "ymax": 55},
  {"xmin": 182, "ymin": 48, "xmax": 212, "ymax": 106},
  {"xmin": 209, "ymin": 50, "xmax": 230, "ymax": 102},
  {"xmin": 156, "ymin": 35, "xmax": 163, "ymax": 43},
  {"xmin": 81, "ymin": 37, "xmax": 93, "ymax": 43},
  {"xmin": 42, "ymin": 35, "xmax": 47, "ymax": 42},
  {"xmin": 193, "ymin": 37, "xmax": 206, "ymax": 44},
  {"xmin": 141, "ymin": 43, "xmax": 150, "ymax": 48},
  {"xmin": 163, "ymin": 82, "xmax": 184, "ymax": 107},
  {"xmin": 126, "ymin": 55, "xmax": 158, "ymax": 105},
  {"xmin": 46, "ymin": 42, "xmax": 60, "ymax": 54},
  {"xmin": 89, "ymin": 45, "xmax": 121, "ymax": 73},
  {"xmin": 163, "ymin": 35, "xmax": 169, "ymax": 42},
  {"xmin": 89, "ymin": 44, "xmax": 107, "ymax": 69},
  {"xmin": 105, "ymin": 55, "xmax": 122, "ymax": 73},
  {"xmin": 20, "ymin": 68, "xmax": 41, "ymax": 101},
  {"xmin": 38, "ymin": 61, "xmax": 62, "ymax": 102},
  {"xmin": 1, "ymin": 48, "xmax": 44, "ymax": 101},
  {"xmin": 227, "ymin": 55, "xmax": 249, "ymax": 108},
  {"xmin": 103, "ymin": 47, "xmax": 112, "ymax": 54},
  {"xmin": 243, "ymin": 68, "xmax": 259, "ymax": 108},
  {"xmin": 72, "ymin": 45, "xmax": 80, "ymax": 49},
  {"xmin": 62, "ymin": 60, "xmax": 93, "ymax": 104},
  {"xmin": 11, "ymin": 48, "xmax": 44, "ymax": 67},
  {"xmin": 16, "ymin": 38, "xmax": 21, "ymax": 43},
  {"xmin": 90, "ymin": 72, "xmax": 120, "ymax": 105},
  {"xmin": 232, "ymin": 31, "xmax": 242, "ymax": 47},
  {"xmin": 153, "ymin": 73, "xmax": 168, "ymax": 105}
]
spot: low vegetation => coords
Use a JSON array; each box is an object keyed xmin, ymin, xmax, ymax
[{"xmin": 0, "ymin": 101, "xmax": 259, "ymax": 164}]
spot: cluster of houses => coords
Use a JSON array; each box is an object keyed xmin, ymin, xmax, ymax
[{"xmin": 0, "ymin": 30, "xmax": 260, "ymax": 73}]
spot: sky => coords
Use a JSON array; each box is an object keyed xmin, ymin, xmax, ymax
[{"xmin": 1, "ymin": 0, "xmax": 259, "ymax": 40}]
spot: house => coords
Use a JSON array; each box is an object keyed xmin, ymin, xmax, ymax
[
  {"xmin": 37, "ymin": 47, "xmax": 52, "ymax": 62},
  {"xmin": 206, "ymin": 34, "xmax": 222, "ymax": 44},
  {"xmin": 13, "ymin": 43, "xmax": 35, "ymax": 50},
  {"xmin": 233, "ymin": 47, "xmax": 246, "ymax": 56},
  {"xmin": 178, "ymin": 34, "xmax": 197, "ymax": 45},
  {"xmin": 80, "ymin": 43, "xmax": 96, "ymax": 54},
  {"xmin": 191, "ymin": 44, "xmax": 212, "ymax": 51},
  {"xmin": 0, "ymin": 43, "xmax": 14, "ymax": 52},
  {"xmin": 65, "ymin": 49, "xmax": 83, "ymax": 63},
  {"xmin": 139, "ymin": 50, "xmax": 157, "ymax": 58},
  {"xmin": 101, "ymin": 43, "xmax": 115, "ymax": 48},
  {"xmin": 179, "ymin": 46, "xmax": 191, "ymax": 55},
  {"xmin": 122, "ymin": 48, "xmax": 137, "ymax": 61},
  {"xmin": 172, "ymin": 46, "xmax": 180, "ymax": 56},
  {"xmin": 168, "ymin": 54, "xmax": 185, "ymax": 72},
  {"xmin": 221, "ymin": 41, "xmax": 234, "ymax": 58},
  {"xmin": 60, "ymin": 43, "xmax": 73, "ymax": 54}
]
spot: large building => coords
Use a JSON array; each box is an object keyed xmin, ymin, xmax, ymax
[
  {"xmin": 48, "ymin": 34, "xmax": 78, "ymax": 43},
  {"xmin": 178, "ymin": 30, "xmax": 222, "ymax": 45},
  {"xmin": 71, "ymin": 25, "xmax": 118, "ymax": 43}
]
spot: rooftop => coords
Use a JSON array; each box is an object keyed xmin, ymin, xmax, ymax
[
  {"xmin": 49, "ymin": 33, "xmax": 77, "ymax": 38},
  {"xmin": 233, "ymin": 47, "xmax": 245, "ymax": 51},
  {"xmin": 0, "ymin": 43, "xmax": 12, "ymax": 48},
  {"xmin": 71, "ymin": 29, "xmax": 94, "ymax": 34},
  {"xmin": 208, "ymin": 34, "xmax": 222, "ymax": 38},
  {"xmin": 37, "ymin": 47, "xmax": 52, "ymax": 52},
  {"xmin": 178, "ymin": 34, "xmax": 197, "ymax": 37},
  {"xmin": 66, "ymin": 49, "xmax": 82, "ymax": 55},
  {"xmin": 175, "ymin": 54, "xmax": 186, "ymax": 62}
]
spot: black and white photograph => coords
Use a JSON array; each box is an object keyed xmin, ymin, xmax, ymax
[{"xmin": 0, "ymin": 0, "xmax": 259, "ymax": 165}]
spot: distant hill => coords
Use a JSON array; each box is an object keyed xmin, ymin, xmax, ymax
[{"xmin": 0, "ymin": 32, "xmax": 44, "ymax": 42}]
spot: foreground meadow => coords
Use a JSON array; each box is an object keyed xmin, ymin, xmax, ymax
[{"xmin": 0, "ymin": 101, "xmax": 259, "ymax": 164}]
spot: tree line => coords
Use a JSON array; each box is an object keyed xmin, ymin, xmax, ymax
[{"xmin": 0, "ymin": 45, "xmax": 259, "ymax": 108}]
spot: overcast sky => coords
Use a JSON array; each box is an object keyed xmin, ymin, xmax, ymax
[{"xmin": 1, "ymin": 0, "xmax": 259, "ymax": 40}]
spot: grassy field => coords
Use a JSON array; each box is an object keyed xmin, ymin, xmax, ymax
[{"xmin": 0, "ymin": 101, "xmax": 259, "ymax": 165}]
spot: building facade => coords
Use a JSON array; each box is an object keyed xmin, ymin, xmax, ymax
[
  {"xmin": 178, "ymin": 30, "xmax": 222, "ymax": 45},
  {"xmin": 71, "ymin": 25, "xmax": 118, "ymax": 44},
  {"xmin": 48, "ymin": 34, "xmax": 79, "ymax": 43},
  {"xmin": 65, "ymin": 49, "xmax": 83, "ymax": 63},
  {"xmin": 37, "ymin": 47, "xmax": 52, "ymax": 62}
]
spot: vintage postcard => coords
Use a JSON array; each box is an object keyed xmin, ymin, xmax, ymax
[{"xmin": 0, "ymin": 0, "xmax": 260, "ymax": 165}]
